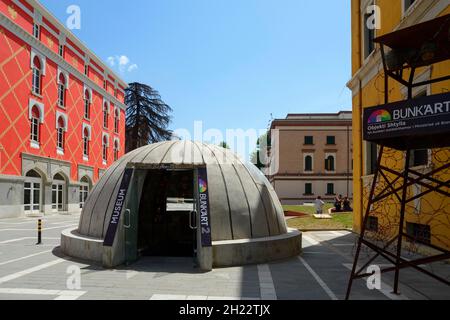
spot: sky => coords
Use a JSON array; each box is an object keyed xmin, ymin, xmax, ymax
[{"xmin": 40, "ymin": 0, "xmax": 352, "ymax": 160}]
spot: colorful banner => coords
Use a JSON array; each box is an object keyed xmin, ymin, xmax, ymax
[
  {"xmin": 103, "ymin": 168, "xmax": 134, "ymax": 247},
  {"xmin": 198, "ymin": 167, "xmax": 212, "ymax": 247},
  {"xmin": 363, "ymin": 92, "xmax": 450, "ymax": 143}
]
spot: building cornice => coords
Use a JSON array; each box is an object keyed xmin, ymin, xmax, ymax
[
  {"xmin": 0, "ymin": 12, "xmax": 127, "ymax": 111},
  {"xmin": 21, "ymin": 152, "xmax": 72, "ymax": 166},
  {"xmin": 347, "ymin": 0, "xmax": 448, "ymax": 96}
]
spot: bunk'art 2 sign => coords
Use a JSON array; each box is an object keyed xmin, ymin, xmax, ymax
[
  {"xmin": 363, "ymin": 92, "xmax": 450, "ymax": 141},
  {"xmin": 198, "ymin": 168, "xmax": 212, "ymax": 247}
]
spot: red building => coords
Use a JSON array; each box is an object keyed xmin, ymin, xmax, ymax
[{"xmin": 0, "ymin": 0, "xmax": 127, "ymax": 218}]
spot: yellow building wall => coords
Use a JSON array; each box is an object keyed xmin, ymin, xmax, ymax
[{"xmin": 351, "ymin": 0, "xmax": 450, "ymax": 251}]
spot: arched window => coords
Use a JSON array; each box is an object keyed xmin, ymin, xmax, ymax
[
  {"xmin": 114, "ymin": 108, "xmax": 120, "ymax": 133},
  {"xmin": 325, "ymin": 155, "xmax": 335, "ymax": 171},
  {"xmin": 57, "ymin": 73, "xmax": 66, "ymax": 107},
  {"xmin": 56, "ymin": 117, "xmax": 65, "ymax": 151},
  {"xmin": 32, "ymin": 56, "xmax": 41, "ymax": 95},
  {"xmin": 102, "ymin": 135, "xmax": 108, "ymax": 162},
  {"xmin": 30, "ymin": 105, "xmax": 40, "ymax": 144},
  {"xmin": 103, "ymin": 102, "xmax": 109, "ymax": 128},
  {"xmin": 305, "ymin": 155, "xmax": 313, "ymax": 172},
  {"xmin": 84, "ymin": 90, "xmax": 90, "ymax": 120},
  {"xmin": 52, "ymin": 173, "xmax": 66, "ymax": 212},
  {"xmin": 24, "ymin": 169, "xmax": 42, "ymax": 214},
  {"xmin": 79, "ymin": 176, "xmax": 91, "ymax": 209},
  {"xmin": 114, "ymin": 139, "xmax": 119, "ymax": 161},
  {"xmin": 83, "ymin": 128, "xmax": 89, "ymax": 157}
]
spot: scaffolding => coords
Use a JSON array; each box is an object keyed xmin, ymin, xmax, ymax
[{"xmin": 346, "ymin": 14, "xmax": 450, "ymax": 299}]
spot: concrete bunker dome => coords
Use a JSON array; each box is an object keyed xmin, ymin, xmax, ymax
[{"xmin": 61, "ymin": 141, "xmax": 301, "ymax": 270}]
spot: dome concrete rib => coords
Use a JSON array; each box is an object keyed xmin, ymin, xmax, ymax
[{"xmin": 77, "ymin": 141, "xmax": 288, "ymax": 242}]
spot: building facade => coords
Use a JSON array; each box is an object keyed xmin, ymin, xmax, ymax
[
  {"xmin": 0, "ymin": 0, "xmax": 127, "ymax": 218},
  {"xmin": 348, "ymin": 0, "xmax": 450, "ymax": 250},
  {"xmin": 269, "ymin": 112, "xmax": 353, "ymax": 205}
]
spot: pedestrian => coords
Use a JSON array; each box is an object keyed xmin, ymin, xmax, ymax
[
  {"xmin": 343, "ymin": 196, "xmax": 353, "ymax": 212},
  {"xmin": 315, "ymin": 196, "xmax": 325, "ymax": 215}
]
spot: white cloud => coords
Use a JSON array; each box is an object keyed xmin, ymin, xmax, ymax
[
  {"xmin": 106, "ymin": 55, "xmax": 137, "ymax": 73},
  {"xmin": 107, "ymin": 56, "xmax": 115, "ymax": 67},
  {"xmin": 127, "ymin": 64, "xmax": 138, "ymax": 72},
  {"xmin": 118, "ymin": 55, "xmax": 130, "ymax": 67}
]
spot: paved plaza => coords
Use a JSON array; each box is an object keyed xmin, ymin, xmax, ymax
[{"xmin": 0, "ymin": 214, "xmax": 449, "ymax": 300}]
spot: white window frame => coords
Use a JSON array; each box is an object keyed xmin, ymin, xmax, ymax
[
  {"xmin": 82, "ymin": 124, "xmax": 92, "ymax": 161},
  {"xmin": 83, "ymin": 86, "xmax": 92, "ymax": 120},
  {"xmin": 103, "ymin": 99, "xmax": 110, "ymax": 129},
  {"xmin": 114, "ymin": 107, "xmax": 120, "ymax": 133},
  {"xmin": 33, "ymin": 23, "xmax": 40, "ymax": 39},
  {"xmin": 113, "ymin": 138, "xmax": 120, "ymax": 161},
  {"xmin": 102, "ymin": 132, "xmax": 110, "ymax": 164}
]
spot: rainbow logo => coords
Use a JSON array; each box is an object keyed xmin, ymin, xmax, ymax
[
  {"xmin": 368, "ymin": 109, "xmax": 392, "ymax": 124},
  {"xmin": 199, "ymin": 179, "xmax": 207, "ymax": 193}
]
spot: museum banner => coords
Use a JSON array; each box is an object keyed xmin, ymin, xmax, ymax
[
  {"xmin": 363, "ymin": 92, "xmax": 450, "ymax": 142},
  {"xmin": 198, "ymin": 167, "xmax": 212, "ymax": 247},
  {"xmin": 103, "ymin": 168, "xmax": 134, "ymax": 247}
]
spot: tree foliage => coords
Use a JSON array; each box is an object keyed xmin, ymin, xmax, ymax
[{"xmin": 125, "ymin": 82, "xmax": 173, "ymax": 152}]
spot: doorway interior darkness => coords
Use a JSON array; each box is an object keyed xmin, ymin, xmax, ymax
[{"xmin": 137, "ymin": 169, "xmax": 196, "ymax": 258}]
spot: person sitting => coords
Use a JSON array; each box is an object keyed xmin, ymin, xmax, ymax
[
  {"xmin": 334, "ymin": 194, "xmax": 342, "ymax": 212},
  {"xmin": 315, "ymin": 196, "xmax": 325, "ymax": 215},
  {"xmin": 343, "ymin": 197, "xmax": 353, "ymax": 212}
]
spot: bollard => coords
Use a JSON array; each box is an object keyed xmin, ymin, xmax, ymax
[{"xmin": 37, "ymin": 219, "xmax": 42, "ymax": 245}]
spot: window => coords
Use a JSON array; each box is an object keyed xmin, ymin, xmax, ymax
[
  {"xmin": 325, "ymin": 155, "xmax": 335, "ymax": 172},
  {"xmin": 32, "ymin": 56, "xmax": 42, "ymax": 95},
  {"xmin": 326, "ymin": 136, "xmax": 336, "ymax": 145},
  {"xmin": 366, "ymin": 142, "xmax": 378, "ymax": 175},
  {"xmin": 410, "ymin": 149, "xmax": 428, "ymax": 167},
  {"xmin": 103, "ymin": 79, "xmax": 107, "ymax": 90},
  {"xmin": 102, "ymin": 136, "xmax": 108, "ymax": 162},
  {"xmin": 404, "ymin": 0, "xmax": 416, "ymax": 13},
  {"xmin": 84, "ymin": 64, "xmax": 89, "ymax": 76},
  {"xmin": 304, "ymin": 183, "xmax": 313, "ymax": 195},
  {"xmin": 24, "ymin": 170, "xmax": 42, "ymax": 214},
  {"xmin": 103, "ymin": 102, "xmax": 109, "ymax": 128},
  {"xmin": 84, "ymin": 90, "xmax": 90, "ymax": 120},
  {"xmin": 363, "ymin": 9, "xmax": 375, "ymax": 59},
  {"xmin": 366, "ymin": 216, "xmax": 378, "ymax": 232},
  {"xmin": 56, "ymin": 117, "xmax": 65, "ymax": 151},
  {"xmin": 326, "ymin": 183, "xmax": 335, "ymax": 195},
  {"xmin": 79, "ymin": 177, "xmax": 90, "ymax": 209},
  {"xmin": 33, "ymin": 24, "xmax": 40, "ymax": 39},
  {"xmin": 406, "ymin": 222, "xmax": 431, "ymax": 245},
  {"xmin": 114, "ymin": 108, "xmax": 120, "ymax": 133},
  {"xmin": 304, "ymin": 136, "xmax": 314, "ymax": 145},
  {"xmin": 30, "ymin": 106, "xmax": 40, "ymax": 144},
  {"xmin": 304, "ymin": 155, "xmax": 313, "ymax": 172},
  {"xmin": 58, "ymin": 45, "xmax": 64, "ymax": 58},
  {"xmin": 114, "ymin": 140, "xmax": 119, "ymax": 161},
  {"xmin": 57, "ymin": 73, "xmax": 66, "ymax": 107},
  {"xmin": 83, "ymin": 128, "xmax": 89, "ymax": 158}
]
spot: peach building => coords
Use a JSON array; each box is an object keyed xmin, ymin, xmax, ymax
[{"xmin": 269, "ymin": 112, "xmax": 353, "ymax": 205}]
